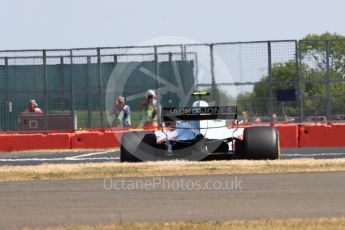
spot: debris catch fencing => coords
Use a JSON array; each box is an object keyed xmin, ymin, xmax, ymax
[{"xmin": 1, "ymin": 39, "xmax": 345, "ymax": 131}]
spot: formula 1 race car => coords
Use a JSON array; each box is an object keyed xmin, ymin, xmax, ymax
[{"xmin": 120, "ymin": 92, "xmax": 280, "ymax": 162}]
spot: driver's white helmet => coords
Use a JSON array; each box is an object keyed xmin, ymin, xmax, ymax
[{"xmin": 192, "ymin": 100, "xmax": 208, "ymax": 107}]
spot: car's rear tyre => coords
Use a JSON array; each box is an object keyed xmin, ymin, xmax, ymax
[
  {"xmin": 120, "ymin": 132, "xmax": 143, "ymax": 162},
  {"xmin": 120, "ymin": 132, "xmax": 156, "ymax": 162},
  {"xmin": 120, "ymin": 143, "xmax": 141, "ymax": 162},
  {"xmin": 243, "ymin": 126, "xmax": 280, "ymax": 160},
  {"xmin": 234, "ymin": 139, "xmax": 245, "ymax": 159}
]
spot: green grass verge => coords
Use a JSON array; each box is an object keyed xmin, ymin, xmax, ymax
[
  {"xmin": 76, "ymin": 110, "xmax": 144, "ymax": 129},
  {"xmin": 21, "ymin": 217, "xmax": 345, "ymax": 230},
  {"xmin": 1, "ymin": 158, "xmax": 345, "ymax": 181}
]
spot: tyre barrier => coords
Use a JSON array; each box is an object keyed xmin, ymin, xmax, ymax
[
  {"xmin": 70, "ymin": 130, "xmax": 126, "ymax": 149},
  {"xmin": 1, "ymin": 124, "xmax": 345, "ymax": 152},
  {"xmin": 298, "ymin": 123, "xmax": 345, "ymax": 147},
  {"xmin": 273, "ymin": 123, "xmax": 299, "ymax": 148},
  {"xmin": 0, "ymin": 133, "xmax": 71, "ymax": 152}
]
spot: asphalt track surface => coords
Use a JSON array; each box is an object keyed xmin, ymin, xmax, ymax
[
  {"xmin": 0, "ymin": 172, "xmax": 345, "ymax": 229},
  {"xmin": 0, "ymin": 147, "xmax": 345, "ymax": 166},
  {"xmin": 0, "ymin": 149, "xmax": 345, "ymax": 229}
]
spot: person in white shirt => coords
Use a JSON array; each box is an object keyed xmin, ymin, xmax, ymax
[
  {"xmin": 110, "ymin": 96, "xmax": 131, "ymax": 127},
  {"xmin": 25, "ymin": 99, "xmax": 43, "ymax": 113}
]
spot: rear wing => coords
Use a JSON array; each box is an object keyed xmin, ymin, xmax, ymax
[{"xmin": 162, "ymin": 106, "xmax": 237, "ymax": 122}]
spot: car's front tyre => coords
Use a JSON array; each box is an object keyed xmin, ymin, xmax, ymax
[{"xmin": 242, "ymin": 126, "xmax": 280, "ymax": 160}]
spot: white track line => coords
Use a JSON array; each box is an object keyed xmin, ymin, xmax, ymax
[
  {"xmin": 69, "ymin": 150, "xmax": 116, "ymax": 159},
  {"xmin": 0, "ymin": 150, "xmax": 119, "ymax": 163},
  {"xmin": 0, "ymin": 157, "xmax": 119, "ymax": 162},
  {"xmin": 281, "ymin": 153, "xmax": 345, "ymax": 157}
]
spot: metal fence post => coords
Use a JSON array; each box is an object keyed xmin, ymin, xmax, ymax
[
  {"xmin": 113, "ymin": 55, "xmax": 118, "ymax": 66},
  {"xmin": 168, "ymin": 52, "xmax": 173, "ymax": 62},
  {"xmin": 193, "ymin": 51, "xmax": 199, "ymax": 91},
  {"xmin": 168, "ymin": 52, "xmax": 174, "ymax": 106},
  {"xmin": 154, "ymin": 46, "xmax": 161, "ymax": 125},
  {"xmin": 168, "ymin": 51, "xmax": 173, "ymax": 93},
  {"xmin": 297, "ymin": 40, "xmax": 304, "ymax": 121},
  {"xmin": 42, "ymin": 50, "xmax": 48, "ymax": 130},
  {"xmin": 180, "ymin": 45, "xmax": 186, "ymax": 95},
  {"xmin": 209, "ymin": 44, "xmax": 218, "ymax": 104},
  {"xmin": 267, "ymin": 41, "xmax": 273, "ymax": 119},
  {"xmin": 4, "ymin": 57, "xmax": 9, "ymax": 131},
  {"xmin": 325, "ymin": 40, "xmax": 332, "ymax": 120},
  {"xmin": 86, "ymin": 56, "xmax": 92, "ymax": 128},
  {"xmin": 113, "ymin": 55, "xmax": 118, "ymax": 106},
  {"xmin": 69, "ymin": 50, "xmax": 75, "ymax": 131},
  {"xmin": 294, "ymin": 40, "xmax": 299, "ymax": 115},
  {"xmin": 60, "ymin": 56, "xmax": 65, "ymax": 111},
  {"xmin": 181, "ymin": 44, "xmax": 185, "ymax": 61},
  {"xmin": 154, "ymin": 46, "xmax": 160, "ymax": 91},
  {"xmin": 97, "ymin": 48, "xmax": 104, "ymax": 128}
]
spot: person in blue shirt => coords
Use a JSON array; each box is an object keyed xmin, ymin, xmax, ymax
[{"xmin": 110, "ymin": 96, "xmax": 131, "ymax": 127}]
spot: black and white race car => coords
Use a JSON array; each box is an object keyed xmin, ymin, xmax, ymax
[{"xmin": 120, "ymin": 92, "xmax": 280, "ymax": 162}]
